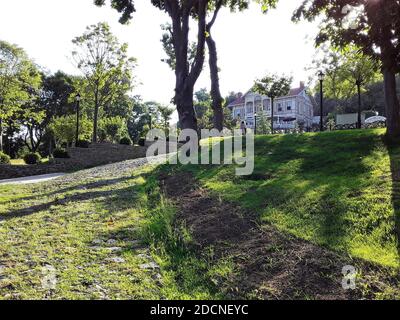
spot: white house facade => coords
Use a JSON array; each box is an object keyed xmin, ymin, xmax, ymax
[{"xmin": 228, "ymin": 82, "xmax": 315, "ymax": 130}]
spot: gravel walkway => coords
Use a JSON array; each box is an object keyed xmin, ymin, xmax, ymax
[{"xmin": 57, "ymin": 154, "xmax": 170, "ymax": 182}]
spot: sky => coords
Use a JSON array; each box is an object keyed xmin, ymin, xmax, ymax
[{"xmin": 0, "ymin": 0, "xmax": 319, "ymax": 107}]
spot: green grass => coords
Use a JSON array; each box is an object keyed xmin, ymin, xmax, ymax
[
  {"xmin": 185, "ymin": 128, "xmax": 400, "ymax": 268},
  {"xmin": 0, "ymin": 165, "xmax": 222, "ymax": 299},
  {"xmin": 0, "ymin": 128, "xmax": 399, "ymax": 300},
  {"xmin": 9, "ymin": 158, "xmax": 49, "ymax": 165},
  {"xmin": 9, "ymin": 159, "xmax": 26, "ymax": 165}
]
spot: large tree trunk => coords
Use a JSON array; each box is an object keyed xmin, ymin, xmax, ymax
[
  {"xmin": 206, "ymin": 33, "xmax": 224, "ymax": 131},
  {"xmin": 176, "ymin": 85, "xmax": 198, "ymax": 131},
  {"xmin": 383, "ymin": 68, "xmax": 400, "ymax": 139},
  {"xmin": 167, "ymin": 0, "xmax": 207, "ymax": 132}
]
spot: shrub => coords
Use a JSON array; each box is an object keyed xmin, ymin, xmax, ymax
[
  {"xmin": 99, "ymin": 116, "xmax": 128, "ymax": 143},
  {"xmin": 50, "ymin": 115, "xmax": 93, "ymax": 146},
  {"xmin": 53, "ymin": 148, "xmax": 70, "ymax": 159},
  {"xmin": 138, "ymin": 138, "xmax": 146, "ymax": 147},
  {"xmin": 76, "ymin": 140, "xmax": 90, "ymax": 148},
  {"xmin": 0, "ymin": 152, "xmax": 10, "ymax": 164},
  {"xmin": 23, "ymin": 152, "xmax": 41, "ymax": 165},
  {"xmin": 120, "ymin": 137, "xmax": 132, "ymax": 145}
]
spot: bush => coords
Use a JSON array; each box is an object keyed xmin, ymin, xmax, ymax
[
  {"xmin": 75, "ymin": 140, "xmax": 90, "ymax": 148},
  {"xmin": 99, "ymin": 116, "xmax": 128, "ymax": 143},
  {"xmin": 23, "ymin": 152, "xmax": 41, "ymax": 165},
  {"xmin": 120, "ymin": 137, "xmax": 132, "ymax": 145},
  {"xmin": 0, "ymin": 152, "xmax": 10, "ymax": 164},
  {"xmin": 53, "ymin": 148, "xmax": 70, "ymax": 159},
  {"xmin": 138, "ymin": 138, "xmax": 146, "ymax": 147}
]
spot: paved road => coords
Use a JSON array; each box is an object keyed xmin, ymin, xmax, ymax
[{"xmin": 0, "ymin": 173, "xmax": 66, "ymax": 185}]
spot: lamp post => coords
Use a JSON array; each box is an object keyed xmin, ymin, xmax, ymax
[
  {"xmin": 75, "ymin": 93, "xmax": 81, "ymax": 147},
  {"xmin": 318, "ymin": 71, "xmax": 325, "ymax": 132},
  {"xmin": 356, "ymin": 78, "xmax": 362, "ymax": 129},
  {"xmin": 254, "ymin": 113, "xmax": 258, "ymax": 135}
]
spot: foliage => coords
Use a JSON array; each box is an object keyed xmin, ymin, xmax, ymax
[
  {"xmin": 98, "ymin": 116, "xmax": 128, "ymax": 143},
  {"xmin": 127, "ymin": 97, "xmax": 158, "ymax": 143},
  {"xmin": 0, "ymin": 40, "xmax": 42, "ymax": 151},
  {"xmin": 293, "ymin": 0, "xmax": 400, "ymax": 138},
  {"xmin": 119, "ymin": 136, "xmax": 132, "ymax": 145},
  {"xmin": 53, "ymin": 148, "xmax": 70, "ymax": 159},
  {"xmin": 253, "ymin": 74, "xmax": 292, "ymax": 100},
  {"xmin": 253, "ymin": 74, "xmax": 292, "ymax": 133},
  {"xmin": 72, "ymin": 22, "xmax": 136, "ymax": 142},
  {"xmin": 311, "ymin": 45, "xmax": 381, "ymax": 102},
  {"xmin": 157, "ymin": 104, "xmax": 174, "ymax": 133},
  {"xmin": 23, "ymin": 152, "xmax": 41, "ymax": 165},
  {"xmin": 0, "ymin": 151, "xmax": 10, "ymax": 164},
  {"xmin": 50, "ymin": 115, "xmax": 93, "ymax": 146},
  {"xmin": 255, "ymin": 111, "xmax": 270, "ymax": 135}
]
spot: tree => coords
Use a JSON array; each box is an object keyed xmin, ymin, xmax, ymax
[
  {"xmin": 97, "ymin": 0, "xmax": 208, "ymax": 131},
  {"xmin": 95, "ymin": 0, "xmax": 279, "ymax": 132},
  {"xmin": 157, "ymin": 104, "xmax": 174, "ymax": 133},
  {"xmin": 0, "ymin": 41, "xmax": 41, "ymax": 152},
  {"xmin": 256, "ymin": 110, "xmax": 270, "ymax": 134},
  {"xmin": 293, "ymin": 0, "xmax": 400, "ymax": 140},
  {"xmin": 311, "ymin": 45, "xmax": 380, "ymax": 128},
  {"xmin": 50, "ymin": 115, "xmax": 93, "ymax": 147},
  {"xmin": 98, "ymin": 116, "xmax": 128, "ymax": 142},
  {"xmin": 253, "ymin": 74, "xmax": 292, "ymax": 134},
  {"xmin": 205, "ymin": 0, "xmax": 278, "ymax": 131},
  {"xmin": 72, "ymin": 22, "xmax": 136, "ymax": 143}
]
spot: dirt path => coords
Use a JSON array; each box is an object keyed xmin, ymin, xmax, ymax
[{"xmin": 161, "ymin": 171, "xmax": 400, "ymax": 300}]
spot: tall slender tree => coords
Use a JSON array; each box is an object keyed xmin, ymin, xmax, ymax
[
  {"xmin": 72, "ymin": 22, "xmax": 136, "ymax": 143},
  {"xmin": 205, "ymin": 0, "xmax": 278, "ymax": 131}
]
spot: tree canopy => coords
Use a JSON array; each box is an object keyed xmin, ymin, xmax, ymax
[
  {"xmin": 293, "ymin": 0, "xmax": 400, "ymax": 139},
  {"xmin": 72, "ymin": 22, "xmax": 136, "ymax": 142}
]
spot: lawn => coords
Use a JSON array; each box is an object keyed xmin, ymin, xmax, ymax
[
  {"xmin": 187, "ymin": 128, "xmax": 399, "ymax": 268},
  {"xmin": 0, "ymin": 128, "xmax": 399, "ymax": 300}
]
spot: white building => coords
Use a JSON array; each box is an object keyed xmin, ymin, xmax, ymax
[{"xmin": 228, "ymin": 82, "xmax": 315, "ymax": 130}]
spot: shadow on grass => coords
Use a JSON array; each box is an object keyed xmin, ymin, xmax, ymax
[
  {"xmin": 0, "ymin": 173, "xmax": 149, "ymax": 221},
  {"xmin": 190, "ymin": 130, "xmax": 381, "ymax": 256},
  {"xmin": 387, "ymin": 142, "xmax": 400, "ymax": 261}
]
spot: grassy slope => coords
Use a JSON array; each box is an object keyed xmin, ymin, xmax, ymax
[
  {"xmin": 0, "ymin": 165, "xmax": 222, "ymax": 299},
  {"xmin": 0, "ymin": 128, "xmax": 399, "ymax": 300},
  {"xmin": 187, "ymin": 128, "xmax": 399, "ymax": 268}
]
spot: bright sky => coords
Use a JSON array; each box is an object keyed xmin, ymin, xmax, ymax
[{"xmin": 0, "ymin": 0, "xmax": 318, "ymax": 107}]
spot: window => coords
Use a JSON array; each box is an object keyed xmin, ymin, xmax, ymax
[
  {"xmin": 246, "ymin": 102, "xmax": 254, "ymax": 115},
  {"xmin": 263, "ymin": 99, "xmax": 270, "ymax": 111},
  {"xmin": 287, "ymin": 103, "xmax": 292, "ymax": 111},
  {"xmin": 277, "ymin": 103, "xmax": 282, "ymax": 112},
  {"xmin": 255, "ymin": 97, "xmax": 262, "ymax": 113}
]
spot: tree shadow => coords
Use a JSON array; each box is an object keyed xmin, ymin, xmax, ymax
[
  {"xmin": 0, "ymin": 172, "xmax": 150, "ymax": 221},
  {"xmin": 387, "ymin": 142, "xmax": 400, "ymax": 260}
]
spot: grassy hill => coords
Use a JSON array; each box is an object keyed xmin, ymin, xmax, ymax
[
  {"xmin": 186, "ymin": 129, "xmax": 399, "ymax": 268},
  {"xmin": 0, "ymin": 128, "xmax": 399, "ymax": 299}
]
